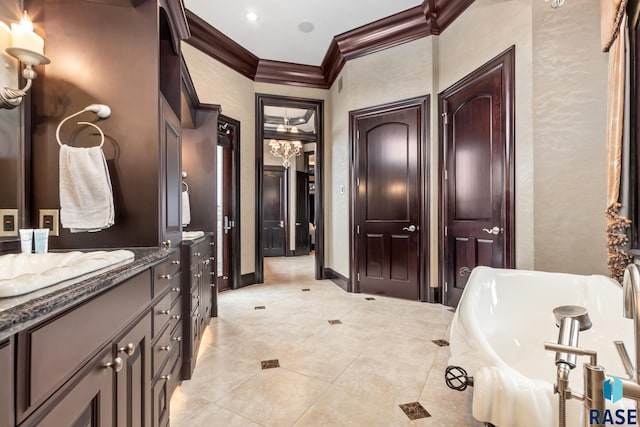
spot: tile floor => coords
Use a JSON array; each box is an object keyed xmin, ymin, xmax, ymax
[{"xmin": 170, "ymin": 255, "xmax": 482, "ymax": 427}]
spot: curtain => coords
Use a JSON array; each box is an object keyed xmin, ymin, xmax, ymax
[{"xmin": 605, "ymin": 5, "xmax": 631, "ymax": 282}]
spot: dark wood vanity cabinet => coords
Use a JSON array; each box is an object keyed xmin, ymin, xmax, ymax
[
  {"xmin": 0, "ymin": 338, "xmax": 14, "ymax": 427},
  {"xmin": 181, "ymin": 235, "xmax": 216, "ymax": 380}
]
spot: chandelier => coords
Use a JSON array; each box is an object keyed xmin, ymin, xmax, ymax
[{"xmin": 269, "ymin": 108, "xmax": 303, "ymax": 168}]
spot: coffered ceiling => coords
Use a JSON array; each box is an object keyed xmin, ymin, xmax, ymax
[
  {"xmin": 183, "ymin": 0, "xmax": 422, "ymax": 66},
  {"xmin": 183, "ymin": 0, "xmax": 475, "ymax": 89}
]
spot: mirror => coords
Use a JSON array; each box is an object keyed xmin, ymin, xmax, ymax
[{"xmin": 0, "ymin": 0, "xmax": 27, "ymax": 243}]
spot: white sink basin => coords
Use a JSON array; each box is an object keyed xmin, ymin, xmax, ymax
[
  {"xmin": 182, "ymin": 230, "xmax": 205, "ymax": 240},
  {"xmin": 0, "ymin": 250, "xmax": 135, "ymax": 298}
]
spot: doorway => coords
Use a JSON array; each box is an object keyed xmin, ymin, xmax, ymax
[
  {"xmin": 255, "ymin": 94, "xmax": 325, "ymax": 282},
  {"xmin": 349, "ymin": 96, "xmax": 430, "ymax": 301},
  {"xmin": 439, "ymin": 47, "xmax": 515, "ymax": 307},
  {"xmin": 217, "ymin": 115, "xmax": 241, "ymax": 290},
  {"xmin": 263, "ymin": 166, "xmax": 288, "ymax": 257}
]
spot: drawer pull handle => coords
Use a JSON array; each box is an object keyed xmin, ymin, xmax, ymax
[
  {"xmin": 172, "ymin": 336, "xmax": 182, "ymax": 342},
  {"xmin": 171, "ymin": 314, "xmax": 181, "ymax": 320},
  {"xmin": 161, "ymin": 374, "xmax": 171, "ymax": 381},
  {"xmin": 160, "ymin": 345, "xmax": 172, "ymax": 352},
  {"xmin": 171, "ymin": 287, "xmax": 180, "ymax": 293},
  {"xmin": 171, "ymin": 260, "xmax": 180, "ymax": 265},
  {"xmin": 118, "ymin": 343, "xmax": 136, "ymax": 356},
  {"xmin": 160, "ymin": 309, "xmax": 171, "ymax": 315},
  {"xmin": 105, "ymin": 357, "xmax": 124, "ymax": 373},
  {"xmin": 160, "ymin": 274, "xmax": 173, "ymax": 280}
]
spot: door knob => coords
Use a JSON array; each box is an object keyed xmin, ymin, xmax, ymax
[
  {"xmin": 482, "ymin": 226, "xmax": 503, "ymax": 235},
  {"xmin": 403, "ymin": 225, "xmax": 417, "ymax": 232}
]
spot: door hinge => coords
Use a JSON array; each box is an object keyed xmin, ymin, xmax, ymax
[
  {"xmin": 357, "ymin": 130, "xmax": 360, "ymax": 141},
  {"xmin": 444, "ymin": 169, "xmax": 448, "ymax": 180},
  {"xmin": 445, "ymin": 226, "xmax": 448, "ymax": 236},
  {"xmin": 357, "ymin": 273, "xmax": 360, "ymax": 281},
  {"xmin": 357, "ymin": 225, "xmax": 360, "ymax": 234},
  {"xmin": 445, "ymin": 281, "xmax": 448, "ymax": 292},
  {"xmin": 356, "ymin": 177, "xmax": 360, "ymax": 187},
  {"xmin": 442, "ymin": 112, "xmax": 449, "ymax": 125}
]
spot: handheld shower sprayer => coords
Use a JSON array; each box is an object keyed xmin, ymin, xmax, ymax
[{"xmin": 553, "ymin": 305, "xmax": 592, "ymax": 368}]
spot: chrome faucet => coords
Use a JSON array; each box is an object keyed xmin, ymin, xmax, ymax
[{"xmin": 623, "ymin": 263, "xmax": 640, "ymax": 384}]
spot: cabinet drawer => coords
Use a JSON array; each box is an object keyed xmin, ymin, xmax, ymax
[
  {"xmin": 153, "ymin": 292, "xmax": 173, "ymax": 339},
  {"xmin": 153, "ymin": 259, "xmax": 181, "ymax": 298},
  {"xmin": 153, "ymin": 343, "xmax": 179, "ymax": 427},
  {"xmin": 17, "ymin": 271, "xmax": 151, "ymax": 420},
  {"xmin": 153, "ymin": 325, "xmax": 174, "ymax": 378}
]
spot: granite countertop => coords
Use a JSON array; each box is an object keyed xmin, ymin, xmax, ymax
[{"xmin": 0, "ymin": 247, "xmax": 174, "ymax": 342}]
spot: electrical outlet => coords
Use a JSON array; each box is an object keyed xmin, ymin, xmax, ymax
[
  {"xmin": 39, "ymin": 209, "xmax": 59, "ymax": 236},
  {"xmin": 0, "ymin": 209, "xmax": 18, "ymax": 237}
]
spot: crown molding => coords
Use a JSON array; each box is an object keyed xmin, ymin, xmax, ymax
[{"xmin": 184, "ymin": 0, "xmax": 474, "ymax": 89}]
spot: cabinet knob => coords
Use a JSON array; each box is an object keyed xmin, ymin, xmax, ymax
[
  {"xmin": 160, "ymin": 309, "xmax": 171, "ymax": 315},
  {"xmin": 210, "ymin": 283, "xmax": 216, "ymax": 288},
  {"xmin": 118, "ymin": 343, "xmax": 136, "ymax": 356},
  {"xmin": 171, "ymin": 287, "xmax": 180, "ymax": 293},
  {"xmin": 194, "ymin": 273, "xmax": 202, "ymax": 278},
  {"xmin": 171, "ymin": 260, "xmax": 180, "ymax": 265},
  {"xmin": 160, "ymin": 374, "xmax": 171, "ymax": 381},
  {"xmin": 105, "ymin": 357, "xmax": 124, "ymax": 373},
  {"xmin": 195, "ymin": 252, "xmax": 201, "ymax": 257},
  {"xmin": 160, "ymin": 345, "xmax": 172, "ymax": 352},
  {"xmin": 194, "ymin": 295, "xmax": 200, "ymax": 300},
  {"xmin": 209, "ymin": 257, "xmax": 215, "ymax": 261},
  {"xmin": 171, "ymin": 314, "xmax": 181, "ymax": 321},
  {"xmin": 210, "ymin": 272, "xmax": 216, "ymax": 276},
  {"xmin": 209, "ymin": 242, "xmax": 215, "ymax": 246},
  {"xmin": 203, "ymin": 260, "xmax": 210, "ymax": 265},
  {"xmin": 172, "ymin": 336, "xmax": 182, "ymax": 342},
  {"xmin": 160, "ymin": 274, "xmax": 173, "ymax": 280},
  {"xmin": 161, "ymin": 240, "xmax": 172, "ymax": 249}
]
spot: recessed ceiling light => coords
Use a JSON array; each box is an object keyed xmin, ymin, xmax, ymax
[
  {"xmin": 298, "ymin": 22, "xmax": 314, "ymax": 33},
  {"xmin": 246, "ymin": 11, "xmax": 259, "ymax": 22}
]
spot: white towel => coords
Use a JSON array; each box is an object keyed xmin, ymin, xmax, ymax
[
  {"xmin": 182, "ymin": 190, "xmax": 191, "ymax": 226},
  {"xmin": 59, "ymin": 145, "xmax": 114, "ymax": 232}
]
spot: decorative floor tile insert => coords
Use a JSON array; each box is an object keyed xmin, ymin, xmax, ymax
[
  {"xmin": 365, "ymin": 297, "xmax": 376, "ymax": 301},
  {"xmin": 261, "ymin": 359, "xmax": 280, "ymax": 369},
  {"xmin": 432, "ymin": 339, "xmax": 450, "ymax": 347},
  {"xmin": 301, "ymin": 288, "xmax": 311, "ymax": 292},
  {"xmin": 328, "ymin": 319, "xmax": 342, "ymax": 325},
  {"xmin": 399, "ymin": 402, "xmax": 431, "ymax": 420},
  {"xmin": 254, "ymin": 306, "xmax": 266, "ymax": 310}
]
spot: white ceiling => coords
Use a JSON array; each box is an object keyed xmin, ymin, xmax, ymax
[{"xmin": 184, "ymin": 0, "xmax": 422, "ymax": 66}]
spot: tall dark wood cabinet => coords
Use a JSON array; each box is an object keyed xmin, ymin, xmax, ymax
[
  {"xmin": 181, "ymin": 235, "xmax": 215, "ymax": 380},
  {"xmin": 0, "ymin": 338, "xmax": 13, "ymax": 427},
  {"xmin": 27, "ymin": 0, "xmax": 189, "ymax": 250}
]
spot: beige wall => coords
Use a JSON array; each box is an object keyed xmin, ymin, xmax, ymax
[
  {"xmin": 182, "ymin": 43, "xmax": 256, "ymax": 274},
  {"xmin": 183, "ymin": 0, "xmax": 610, "ymax": 282},
  {"xmin": 531, "ymin": 0, "xmax": 608, "ymax": 274}
]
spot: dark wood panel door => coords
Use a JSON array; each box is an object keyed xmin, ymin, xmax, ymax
[
  {"xmin": 295, "ymin": 171, "xmax": 311, "ymax": 255},
  {"xmin": 356, "ymin": 107, "xmax": 421, "ymax": 300},
  {"xmin": 217, "ymin": 142, "xmax": 233, "ymax": 291},
  {"xmin": 263, "ymin": 167, "xmax": 287, "ymax": 257},
  {"xmin": 115, "ymin": 313, "xmax": 151, "ymax": 427},
  {"xmin": 160, "ymin": 94, "xmax": 181, "ymax": 248},
  {"xmin": 441, "ymin": 48, "xmax": 514, "ymax": 307},
  {"xmin": 23, "ymin": 347, "xmax": 114, "ymax": 427},
  {"xmin": 0, "ymin": 338, "xmax": 13, "ymax": 427}
]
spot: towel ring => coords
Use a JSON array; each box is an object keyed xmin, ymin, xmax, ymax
[
  {"xmin": 56, "ymin": 113, "xmax": 106, "ymax": 148},
  {"xmin": 182, "ymin": 181, "xmax": 189, "ymax": 192}
]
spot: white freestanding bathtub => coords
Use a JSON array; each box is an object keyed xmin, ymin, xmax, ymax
[{"xmin": 448, "ymin": 266, "xmax": 636, "ymax": 427}]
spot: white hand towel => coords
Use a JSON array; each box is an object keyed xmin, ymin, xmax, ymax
[
  {"xmin": 182, "ymin": 189, "xmax": 191, "ymax": 226},
  {"xmin": 59, "ymin": 145, "xmax": 114, "ymax": 232}
]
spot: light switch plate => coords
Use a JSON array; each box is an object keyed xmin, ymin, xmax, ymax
[
  {"xmin": 39, "ymin": 209, "xmax": 60, "ymax": 236},
  {"xmin": 0, "ymin": 209, "xmax": 19, "ymax": 237}
]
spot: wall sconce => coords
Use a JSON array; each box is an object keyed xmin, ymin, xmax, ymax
[
  {"xmin": 0, "ymin": 11, "xmax": 50, "ymax": 110},
  {"xmin": 545, "ymin": 0, "xmax": 565, "ymax": 8}
]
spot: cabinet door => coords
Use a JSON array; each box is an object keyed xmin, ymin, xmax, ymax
[
  {"xmin": 0, "ymin": 338, "xmax": 13, "ymax": 427},
  {"xmin": 22, "ymin": 347, "xmax": 114, "ymax": 427},
  {"xmin": 160, "ymin": 94, "xmax": 181, "ymax": 248},
  {"xmin": 116, "ymin": 312, "xmax": 152, "ymax": 427}
]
